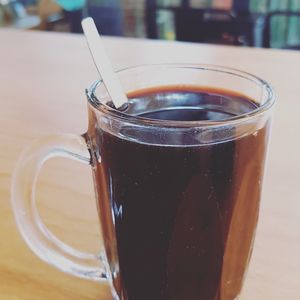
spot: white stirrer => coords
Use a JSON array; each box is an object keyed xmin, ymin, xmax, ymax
[{"xmin": 81, "ymin": 17, "xmax": 128, "ymax": 108}]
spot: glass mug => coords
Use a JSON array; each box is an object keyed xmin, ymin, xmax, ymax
[{"xmin": 11, "ymin": 65, "xmax": 275, "ymax": 300}]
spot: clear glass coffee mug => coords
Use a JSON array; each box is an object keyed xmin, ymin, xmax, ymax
[{"xmin": 11, "ymin": 65, "xmax": 275, "ymax": 300}]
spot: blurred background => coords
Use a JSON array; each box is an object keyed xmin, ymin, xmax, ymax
[{"xmin": 1, "ymin": 0, "xmax": 300, "ymax": 50}]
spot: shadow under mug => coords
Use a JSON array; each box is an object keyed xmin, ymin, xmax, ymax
[{"xmin": 11, "ymin": 64, "xmax": 275, "ymax": 300}]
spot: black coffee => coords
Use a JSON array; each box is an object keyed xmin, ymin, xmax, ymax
[{"xmin": 88, "ymin": 87, "xmax": 269, "ymax": 300}]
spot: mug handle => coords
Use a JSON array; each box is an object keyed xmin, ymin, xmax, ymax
[{"xmin": 11, "ymin": 134, "xmax": 106, "ymax": 281}]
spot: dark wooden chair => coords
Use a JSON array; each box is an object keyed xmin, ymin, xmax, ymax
[
  {"xmin": 262, "ymin": 11, "xmax": 300, "ymax": 50},
  {"xmin": 145, "ymin": 0, "xmax": 240, "ymax": 45},
  {"xmin": 232, "ymin": 0, "xmax": 254, "ymax": 46},
  {"xmin": 87, "ymin": 4, "xmax": 124, "ymax": 36}
]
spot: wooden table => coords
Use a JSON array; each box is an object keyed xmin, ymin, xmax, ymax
[{"xmin": 0, "ymin": 29, "xmax": 299, "ymax": 300}]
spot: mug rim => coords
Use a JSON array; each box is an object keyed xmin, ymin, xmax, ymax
[{"xmin": 86, "ymin": 63, "xmax": 275, "ymax": 128}]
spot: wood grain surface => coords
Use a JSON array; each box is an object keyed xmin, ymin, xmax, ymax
[{"xmin": 0, "ymin": 29, "xmax": 299, "ymax": 300}]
